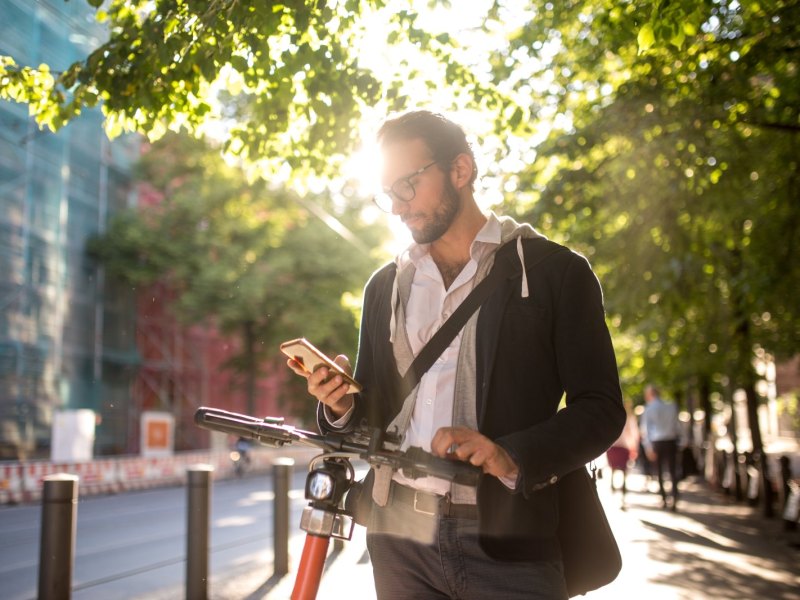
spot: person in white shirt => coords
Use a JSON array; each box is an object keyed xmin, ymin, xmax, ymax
[{"xmin": 641, "ymin": 384, "xmax": 681, "ymax": 510}]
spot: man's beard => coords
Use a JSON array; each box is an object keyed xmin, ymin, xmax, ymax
[{"xmin": 407, "ymin": 179, "xmax": 461, "ymax": 244}]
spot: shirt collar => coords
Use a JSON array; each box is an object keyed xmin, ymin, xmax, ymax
[{"xmin": 401, "ymin": 212, "xmax": 502, "ymax": 268}]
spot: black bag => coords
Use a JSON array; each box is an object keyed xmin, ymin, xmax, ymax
[
  {"xmin": 557, "ymin": 467, "xmax": 622, "ymax": 597},
  {"xmin": 345, "ymin": 469, "xmax": 375, "ymax": 527}
]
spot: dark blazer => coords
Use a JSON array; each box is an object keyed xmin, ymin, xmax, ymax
[{"xmin": 321, "ymin": 237, "xmax": 625, "ymax": 561}]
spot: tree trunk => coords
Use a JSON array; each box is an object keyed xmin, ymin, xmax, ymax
[
  {"xmin": 699, "ymin": 375, "xmax": 712, "ymax": 442},
  {"xmin": 728, "ymin": 243, "xmax": 773, "ymax": 516},
  {"xmin": 698, "ymin": 374, "xmax": 713, "ymax": 480},
  {"xmin": 744, "ymin": 380, "xmax": 774, "ymax": 517},
  {"xmin": 727, "ymin": 387, "xmax": 744, "ymax": 501}
]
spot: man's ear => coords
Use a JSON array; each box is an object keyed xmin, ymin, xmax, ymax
[{"xmin": 449, "ymin": 153, "xmax": 475, "ymax": 190}]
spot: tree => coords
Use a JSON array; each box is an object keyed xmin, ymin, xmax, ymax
[
  {"xmin": 0, "ymin": 0, "xmax": 512, "ymax": 178},
  {"xmin": 488, "ymin": 0, "xmax": 799, "ymax": 512},
  {"xmin": 90, "ymin": 133, "xmax": 388, "ymax": 417}
]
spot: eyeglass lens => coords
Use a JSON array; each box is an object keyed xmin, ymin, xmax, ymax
[{"xmin": 374, "ymin": 178, "xmax": 415, "ymax": 212}]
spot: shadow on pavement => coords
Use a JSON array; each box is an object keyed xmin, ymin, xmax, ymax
[
  {"xmin": 609, "ymin": 475, "xmax": 800, "ymax": 599},
  {"xmin": 643, "ymin": 535, "xmax": 799, "ymax": 599}
]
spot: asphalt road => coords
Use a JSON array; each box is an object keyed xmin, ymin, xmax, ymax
[{"xmin": 0, "ymin": 469, "xmax": 311, "ymax": 600}]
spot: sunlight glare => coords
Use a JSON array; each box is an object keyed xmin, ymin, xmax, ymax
[
  {"xmin": 341, "ymin": 0, "xmax": 537, "ymax": 256},
  {"xmin": 343, "ymin": 120, "xmax": 414, "ymax": 256}
]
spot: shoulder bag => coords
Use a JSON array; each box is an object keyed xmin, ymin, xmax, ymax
[{"xmin": 557, "ymin": 464, "xmax": 622, "ymax": 597}]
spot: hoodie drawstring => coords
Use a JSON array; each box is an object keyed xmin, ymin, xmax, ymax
[
  {"xmin": 389, "ymin": 272, "xmax": 399, "ymax": 343},
  {"xmin": 516, "ymin": 236, "xmax": 529, "ymax": 298}
]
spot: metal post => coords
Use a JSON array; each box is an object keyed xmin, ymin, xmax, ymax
[
  {"xmin": 186, "ymin": 465, "xmax": 213, "ymax": 600},
  {"xmin": 780, "ymin": 455, "xmax": 797, "ymax": 531},
  {"xmin": 273, "ymin": 458, "xmax": 295, "ymax": 576},
  {"xmin": 38, "ymin": 474, "xmax": 79, "ymax": 600}
]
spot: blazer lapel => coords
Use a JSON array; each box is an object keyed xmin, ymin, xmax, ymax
[
  {"xmin": 476, "ymin": 246, "xmax": 521, "ymax": 425},
  {"xmin": 475, "ymin": 238, "xmax": 563, "ymax": 425}
]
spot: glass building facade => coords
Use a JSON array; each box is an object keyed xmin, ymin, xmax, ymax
[{"xmin": 0, "ymin": 0, "xmax": 139, "ymax": 458}]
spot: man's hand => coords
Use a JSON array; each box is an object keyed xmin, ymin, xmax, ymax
[
  {"xmin": 431, "ymin": 426, "xmax": 519, "ymax": 481},
  {"xmin": 286, "ymin": 354, "xmax": 354, "ymax": 419}
]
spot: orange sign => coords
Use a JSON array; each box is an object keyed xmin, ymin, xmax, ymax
[
  {"xmin": 146, "ymin": 421, "xmax": 169, "ymax": 449},
  {"xmin": 140, "ymin": 411, "xmax": 174, "ymax": 457}
]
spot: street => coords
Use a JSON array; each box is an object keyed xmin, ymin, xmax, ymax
[
  {"xmin": 1, "ymin": 469, "xmax": 798, "ymax": 599},
  {"xmin": 0, "ymin": 469, "xmax": 311, "ymax": 600}
]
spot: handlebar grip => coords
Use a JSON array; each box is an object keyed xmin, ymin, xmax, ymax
[
  {"xmin": 194, "ymin": 407, "xmax": 295, "ymax": 448},
  {"xmin": 399, "ymin": 447, "xmax": 482, "ymax": 486}
]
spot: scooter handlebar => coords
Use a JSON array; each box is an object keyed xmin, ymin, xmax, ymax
[{"xmin": 194, "ymin": 406, "xmax": 480, "ymax": 486}]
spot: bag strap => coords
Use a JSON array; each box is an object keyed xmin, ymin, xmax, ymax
[
  {"xmin": 400, "ymin": 256, "xmax": 512, "ymax": 392},
  {"xmin": 400, "ymin": 237, "xmax": 560, "ymax": 392}
]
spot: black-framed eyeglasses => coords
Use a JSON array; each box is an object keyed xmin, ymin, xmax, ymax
[{"xmin": 373, "ymin": 161, "xmax": 438, "ymax": 213}]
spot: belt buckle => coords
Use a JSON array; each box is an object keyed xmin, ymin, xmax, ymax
[{"xmin": 412, "ymin": 491, "xmax": 438, "ymax": 516}]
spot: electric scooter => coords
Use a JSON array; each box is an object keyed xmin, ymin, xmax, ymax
[{"xmin": 194, "ymin": 406, "xmax": 480, "ymax": 600}]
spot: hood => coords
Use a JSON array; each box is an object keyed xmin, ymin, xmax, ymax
[
  {"xmin": 388, "ymin": 213, "xmax": 545, "ymax": 343},
  {"xmin": 496, "ymin": 214, "xmax": 545, "ymax": 298}
]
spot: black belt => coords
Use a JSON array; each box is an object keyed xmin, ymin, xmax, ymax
[{"xmin": 391, "ymin": 482, "xmax": 478, "ymax": 519}]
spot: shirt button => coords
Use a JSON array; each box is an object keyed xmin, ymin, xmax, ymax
[
  {"xmin": 549, "ymin": 475, "xmax": 558, "ymax": 484},
  {"xmin": 443, "ymin": 311, "xmax": 451, "ymax": 319},
  {"xmin": 425, "ymin": 398, "xmax": 432, "ymax": 405}
]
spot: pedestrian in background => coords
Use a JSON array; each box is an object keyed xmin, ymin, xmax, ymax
[
  {"xmin": 641, "ymin": 384, "xmax": 681, "ymax": 511},
  {"xmin": 606, "ymin": 399, "xmax": 639, "ymax": 510}
]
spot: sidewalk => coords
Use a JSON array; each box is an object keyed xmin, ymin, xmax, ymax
[{"xmin": 212, "ymin": 472, "xmax": 800, "ymax": 600}]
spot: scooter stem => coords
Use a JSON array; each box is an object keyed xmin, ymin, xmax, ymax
[{"xmin": 291, "ymin": 533, "xmax": 331, "ymax": 600}]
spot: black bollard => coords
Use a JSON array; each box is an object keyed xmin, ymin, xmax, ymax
[
  {"xmin": 780, "ymin": 456, "xmax": 798, "ymax": 531},
  {"xmin": 38, "ymin": 474, "xmax": 79, "ymax": 600},
  {"xmin": 273, "ymin": 458, "xmax": 294, "ymax": 576},
  {"xmin": 186, "ymin": 464, "xmax": 213, "ymax": 600}
]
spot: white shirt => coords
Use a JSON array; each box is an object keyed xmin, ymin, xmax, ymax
[
  {"xmin": 641, "ymin": 397, "xmax": 680, "ymax": 450},
  {"xmin": 392, "ymin": 215, "xmax": 502, "ymax": 494},
  {"xmin": 328, "ymin": 215, "xmax": 509, "ymax": 496}
]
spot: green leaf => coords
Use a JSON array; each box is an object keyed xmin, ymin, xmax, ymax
[{"xmin": 637, "ymin": 23, "xmax": 656, "ymax": 54}]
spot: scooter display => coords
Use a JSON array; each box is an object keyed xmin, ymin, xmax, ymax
[{"xmin": 194, "ymin": 406, "xmax": 480, "ymax": 600}]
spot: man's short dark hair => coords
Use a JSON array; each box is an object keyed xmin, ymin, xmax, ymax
[{"xmin": 377, "ymin": 110, "xmax": 477, "ymax": 186}]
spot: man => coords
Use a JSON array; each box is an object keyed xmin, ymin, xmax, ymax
[
  {"xmin": 289, "ymin": 110, "xmax": 624, "ymax": 599},
  {"xmin": 641, "ymin": 384, "xmax": 681, "ymax": 511}
]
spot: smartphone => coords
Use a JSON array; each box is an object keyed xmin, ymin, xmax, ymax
[{"xmin": 279, "ymin": 338, "xmax": 362, "ymax": 394}]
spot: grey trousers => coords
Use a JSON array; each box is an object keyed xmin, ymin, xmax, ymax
[{"xmin": 365, "ymin": 499, "xmax": 568, "ymax": 600}]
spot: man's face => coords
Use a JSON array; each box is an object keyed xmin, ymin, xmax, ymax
[{"xmin": 380, "ymin": 138, "xmax": 461, "ymax": 244}]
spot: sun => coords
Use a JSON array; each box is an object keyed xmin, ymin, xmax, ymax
[{"xmin": 343, "ymin": 131, "xmax": 413, "ymax": 257}]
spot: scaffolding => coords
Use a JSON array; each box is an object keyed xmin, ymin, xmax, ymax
[
  {"xmin": 0, "ymin": 0, "xmax": 139, "ymax": 458},
  {"xmin": 1, "ymin": 1, "xmax": 287, "ymax": 459}
]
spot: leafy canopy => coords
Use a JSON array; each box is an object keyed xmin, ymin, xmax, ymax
[
  {"xmin": 0, "ymin": 0, "xmax": 514, "ymax": 179},
  {"xmin": 491, "ymin": 0, "xmax": 799, "ymax": 398}
]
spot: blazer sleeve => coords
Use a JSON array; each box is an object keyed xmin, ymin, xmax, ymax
[{"xmin": 316, "ymin": 264, "xmax": 392, "ymax": 435}]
